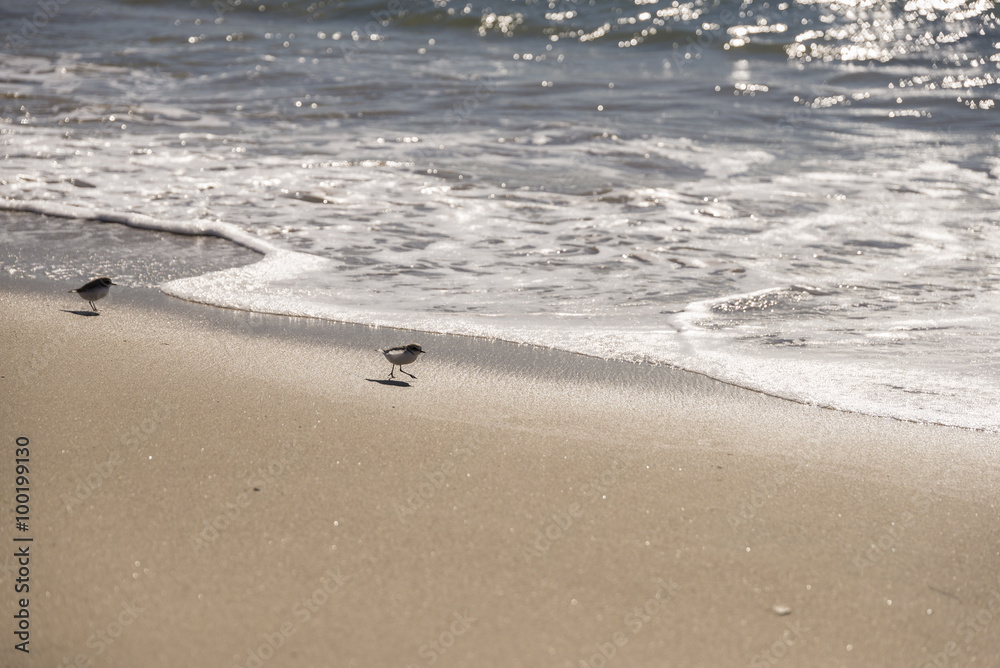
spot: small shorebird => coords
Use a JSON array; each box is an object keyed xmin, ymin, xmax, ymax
[
  {"xmin": 382, "ymin": 343, "xmax": 425, "ymax": 379},
  {"xmin": 70, "ymin": 277, "xmax": 117, "ymax": 312}
]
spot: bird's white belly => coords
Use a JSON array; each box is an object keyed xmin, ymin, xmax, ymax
[{"xmin": 384, "ymin": 350, "xmax": 415, "ymax": 365}]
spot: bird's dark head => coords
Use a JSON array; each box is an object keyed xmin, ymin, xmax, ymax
[
  {"xmin": 98, "ymin": 277, "xmax": 117, "ymax": 286},
  {"xmin": 407, "ymin": 343, "xmax": 425, "ymax": 355}
]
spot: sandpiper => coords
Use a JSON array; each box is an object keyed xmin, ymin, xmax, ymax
[
  {"xmin": 382, "ymin": 343, "xmax": 426, "ymax": 379},
  {"xmin": 70, "ymin": 277, "xmax": 117, "ymax": 312}
]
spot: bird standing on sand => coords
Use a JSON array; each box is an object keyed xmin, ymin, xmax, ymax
[
  {"xmin": 70, "ymin": 277, "xmax": 117, "ymax": 312},
  {"xmin": 382, "ymin": 343, "xmax": 426, "ymax": 379}
]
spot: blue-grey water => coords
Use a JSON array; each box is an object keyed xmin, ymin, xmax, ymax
[{"xmin": 2, "ymin": 0, "xmax": 998, "ymax": 430}]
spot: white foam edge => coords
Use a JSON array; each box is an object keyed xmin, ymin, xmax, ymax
[{"xmin": 0, "ymin": 198, "xmax": 279, "ymax": 256}]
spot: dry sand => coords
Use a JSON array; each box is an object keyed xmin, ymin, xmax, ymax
[{"xmin": 1, "ymin": 276, "xmax": 998, "ymax": 668}]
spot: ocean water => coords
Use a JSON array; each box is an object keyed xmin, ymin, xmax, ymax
[{"xmin": 1, "ymin": 0, "xmax": 998, "ymax": 431}]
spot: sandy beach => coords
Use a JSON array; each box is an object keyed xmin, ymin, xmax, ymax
[{"xmin": 2, "ymin": 275, "xmax": 998, "ymax": 668}]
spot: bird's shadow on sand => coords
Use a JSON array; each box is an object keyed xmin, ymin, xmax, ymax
[
  {"xmin": 61, "ymin": 309, "xmax": 100, "ymax": 317},
  {"xmin": 366, "ymin": 378, "xmax": 412, "ymax": 388}
]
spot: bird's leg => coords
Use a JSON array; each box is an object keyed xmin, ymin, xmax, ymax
[
  {"xmin": 90, "ymin": 301, "xmax": 98, "ymax": 312},
  {"xmin": 388, "ymin": 366, "xmax": 396, "ymax": 379},
  {"xmin": 400, "ymin": 368, "xmax": 417, "ymax": 379}
]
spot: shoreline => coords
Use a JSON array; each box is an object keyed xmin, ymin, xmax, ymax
[
  {"xmin": 3, "ymin": 204, "xmax": 993, "ymax": 434},
  {"xmin": 2, "ymin": 274, "xmax": 998, "ymax": 667}
]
